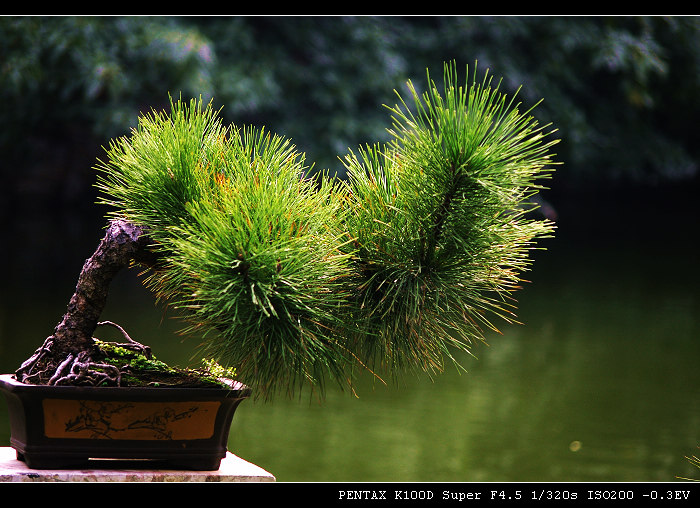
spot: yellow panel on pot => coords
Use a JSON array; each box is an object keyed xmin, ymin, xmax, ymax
[{"xmin": 42, "ymin": 399, "xmax": 221, "ymax": 440}]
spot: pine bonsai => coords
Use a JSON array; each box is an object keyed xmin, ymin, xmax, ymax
[{"xmin": 13, "ymin": 62, "xmax": 558, "ymax": 399}]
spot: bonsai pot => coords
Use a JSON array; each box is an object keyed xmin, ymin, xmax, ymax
[{"xmin": 0, "ymin": 373, "xmax": 251, "ymax": 470}]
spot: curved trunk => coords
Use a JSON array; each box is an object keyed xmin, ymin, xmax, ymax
[{"xmin": 15, "ymin": 219, "xmax": 155, "ymax": 384}]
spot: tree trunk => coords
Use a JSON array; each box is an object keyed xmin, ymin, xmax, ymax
[{"xmin": 15, "ymin": 219, "xmax": 154, "ymax": 384}]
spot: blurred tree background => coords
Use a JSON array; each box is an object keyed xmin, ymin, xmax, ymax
[{"xmin": 1, "ymin": 15, "xmax": 699, "ymax": 289}]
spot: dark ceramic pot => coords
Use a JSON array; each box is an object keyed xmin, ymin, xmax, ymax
[{"xmin": 0, "ymin": 374, "xmax": 251, "ymax": 470}]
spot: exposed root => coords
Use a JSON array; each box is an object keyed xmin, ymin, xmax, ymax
[
  {"xmin": 96, "ymin": 320, "xmax": 152, "ymax": 359},
  {"xmin": 16, "ymin": 339, "xmax": 124, "ymax": 387},
  {"xmin": 47, "ymin": 350, "xmax": 124, "ymax": 387},
  {"xmin": 15, "ymin": 336, "xmax": 56, "ymax": 384},
  {"xmin": 15, "ymin": 323, "xmax": 228, "ymax": 389}
]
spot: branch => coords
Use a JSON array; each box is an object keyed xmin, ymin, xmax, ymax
[{"xmin": 422, "ymin": 163, "xmax": 462, "ymax": 267}]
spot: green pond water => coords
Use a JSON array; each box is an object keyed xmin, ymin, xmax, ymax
[{"xmin": 1, "ymin": 192, "xmax": 698, "ymax": 482}]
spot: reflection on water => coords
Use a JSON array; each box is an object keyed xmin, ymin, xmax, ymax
[
  {"xmin": 226, "ymin": 266, "xmax": 699, "ymax": 482},
  {"xmin": 1, "ymin": 196, "xmax": 699, "ymax": 482}
]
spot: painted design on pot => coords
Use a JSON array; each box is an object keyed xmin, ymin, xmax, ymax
[{"xmin": 42, "ymin": 399, "xmax": 221, "ymax": 440}]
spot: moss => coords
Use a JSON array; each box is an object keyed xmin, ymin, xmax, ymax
[{"xmin": 93, "ymin": 340, "xmax": 233, "ymax": 388}]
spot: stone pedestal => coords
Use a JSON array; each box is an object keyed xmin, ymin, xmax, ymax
[{"xmin": 0, "ymin": 447, "xmax": 274, "ymax": 482}]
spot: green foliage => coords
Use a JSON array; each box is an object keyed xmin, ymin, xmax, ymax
[
  {"xmin": 342, "ymin": 62, "xmax": 557, "ymax": 376},
  {"xmin": 688, "ymin": 453, "xmax": 700, "ymax": 471},
  {"xmin": 201, "ymin": 358, "xmax": 237, "ymax": 379},
  {"xmin": 95, "ymin": 96, "xmax": 226, "ymax": 234},
  {"xmin": 97, "ymin": 97, "xmax": 356, "ymax": 397},
  {"xmin": 677, "ymin": 448, "xmax": 700, "ymax": 481},
  {"xmin": 95, "ymin": 63, "xmax": 557, "ymax": 398}
]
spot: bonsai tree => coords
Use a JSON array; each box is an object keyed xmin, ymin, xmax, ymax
[{"xmin": 13, "ymin": 62, "xmax": 558, "ymax": 399}]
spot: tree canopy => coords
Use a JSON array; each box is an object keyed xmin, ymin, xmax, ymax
[{"xmin": 92, "ymin": 61, "xmax": 557, "ymax": 397}]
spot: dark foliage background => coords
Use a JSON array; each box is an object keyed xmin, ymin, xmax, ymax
[{"xmin": 2, "ymin": 15, "xmax": 698, "ymax": 294}]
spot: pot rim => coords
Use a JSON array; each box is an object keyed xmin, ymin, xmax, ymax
[{"xmin": 0, "ymin": 373, "xmax": 251, "ymax": 398}]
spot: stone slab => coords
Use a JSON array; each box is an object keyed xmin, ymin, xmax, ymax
[{"xmin": 0, "ymin": 447, "xmax": 275, "ymax": 482}]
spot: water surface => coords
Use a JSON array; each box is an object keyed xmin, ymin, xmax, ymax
[{"xmin": 1, "ymin": 190, "xmax": 698, "ymax": 482}]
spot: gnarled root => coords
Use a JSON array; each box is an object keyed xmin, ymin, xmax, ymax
[
  {"xmin": 15, "ymin": 336, "xmax": 57, "ymax": 384},
  {"xmin": 47, "ymin": 350, "xmax": 123, "ymax": 387},
  {"xmin": 15, "ymin": 341, "xmax": 122, "ymax": 386},
  {"xmin": 15, "ymin": 338, "xmax": 122, "ymax": 387},
  {"xmin": 15, "ymin": 321, "xmax": 148, "ymax": 387},
  {"xmin": 96, "ymin": 320, "xmax": 152, "ymax": 359}
]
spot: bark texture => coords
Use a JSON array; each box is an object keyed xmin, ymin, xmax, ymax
[{"xmin": 15, "ymin": 219, "xmax": 154, "ymax": 385}]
